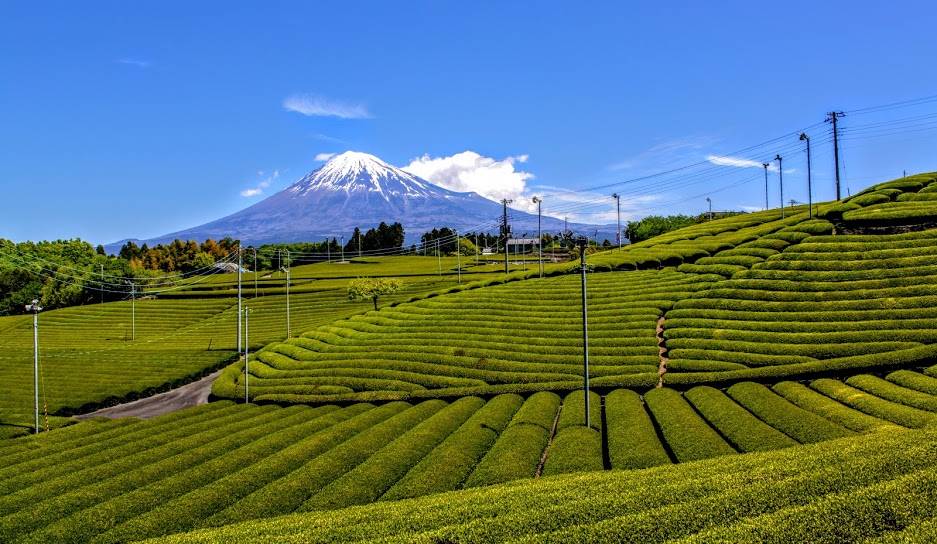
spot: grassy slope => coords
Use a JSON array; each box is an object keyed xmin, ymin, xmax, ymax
[
  {"xmin": 2, "ymin": 367, "xmax": 935, "ymax": 543},
  {"xmin": 0, "ymin": 258, "xmax": 471, "ymax": 426},
  {"xmin": 149, "ymin": 425, "xmax": 937, "ymax": 544}
]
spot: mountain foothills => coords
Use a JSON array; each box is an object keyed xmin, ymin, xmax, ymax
[
  {"xmin": 112, "ymin": 152, "xmax": 607, "ymax": 249},
  {"xmin": 5, "ymin": 173, "xmax": 937, "ymax": 543}
]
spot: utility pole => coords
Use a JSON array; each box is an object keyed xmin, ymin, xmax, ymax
[
  {"xmin": 827, "ymin": 111, "xmax": 845, "ymax": 200},
  {"xmin": 251, "ymin": 247, "xmax": 258, "ymax": 298},
  {"xmin": 612, "ymin": 193, "xmax": 621, "ymax": 251},
  {"xmin": 100, "ymin": 264, "xmax": 104, "ymax": 304},
  {"xmin": 501, "ymin": 198, "xmax": 512, "ymax": 274},
  {"xmin": 576, "ymin": 237, "xmax": 591, "ymax": 428},
  {"xmin": 326, "ymin": 237, "xmax": 331, "ymax": 264},
  {"xmin": 237, "ymin": 246, "xmax": 242, "ymax": 358},
  {"xmin": 455, "ymin": 230, "xmax": 462, "ymax": 284},
  {"xmin": 243, "ymin": 306, "xmax": 250, "ymax": 403},
  {"xmin": 26, "ymin": 300, "xmax": 42, "ymax": 434},
  {"xmin": 340, "ymin": 236, "xmax": 345, "ymax": 263},
  {"xmin": 474, "ymin": 233, "xmax": 479, "ymax": 265},
  {"xmin": 706, "ymin": 197, "xmax": 712, "ymax": 220},
  {"xmin": 436, "ymin": 239, "xmax": 441, "ymax": 276},
  {"xmin": 762, "ymin": 163, "xmax": 770, "ymax": 210},
  {"xmin": 357, "ymin": 228, "xmax": 362, "ymax": 258},
  {"xmin": 282, "ymin": 249, "xmax": 291, "ymax": 338},
  {"xmin": 130, "ymin": 281, "xmax": 136, "ymax": 341},
  {"xmin": 532, "ymin": 196, "xmax": 543, "ymax": 277},
  {"xmin": 800, "ymin": 132, "xmax": 814, "ymax": 218},
  {"xmin": 775, "ymin": 155, "xmax": 785, "ymax": 219}
]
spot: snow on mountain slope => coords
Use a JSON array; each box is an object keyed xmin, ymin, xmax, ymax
[{"xmin": 108, "ymin": 151, "xmax": 610, "ymax": 248}]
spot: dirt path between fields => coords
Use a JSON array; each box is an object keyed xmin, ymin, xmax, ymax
[
  {"xmin": 657, "ymin": 316, "xmax": 668, "ymax": 387},
  {"xmin": 75, "ymin": 369, "xmax": 222, "ymax": 420}
]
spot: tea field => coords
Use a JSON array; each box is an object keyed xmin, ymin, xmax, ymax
[
  {"xmin": 2, "ymin": 366, "xmax": 936, "ymax": 543},
  {"xmin": 4, "ymin": 173, "xmax": 937, "ymax": 542}
]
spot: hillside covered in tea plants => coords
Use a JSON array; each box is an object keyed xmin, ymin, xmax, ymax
[{"xmin": 4, "ymin": 173, "xmax": 937, "ymax": 542}]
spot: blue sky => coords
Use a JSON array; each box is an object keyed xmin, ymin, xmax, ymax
[{"xmin": 4, "ymin": 1, "xmax": 937, "ymax": 243}]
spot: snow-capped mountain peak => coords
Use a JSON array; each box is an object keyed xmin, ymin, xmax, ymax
[{"xmin": 290, "ymin": 151, "xmax": 435, "ymax": 199}]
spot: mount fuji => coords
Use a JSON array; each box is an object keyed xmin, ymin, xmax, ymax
[{"xmin": 112, "ymin": 151, "xmax": 610, "ymax": 247}]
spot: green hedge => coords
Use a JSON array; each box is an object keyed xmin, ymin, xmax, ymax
[
  {"xmin": 604, "ymin": 389, "xmax": 670, "ymax": 469},
  {"xmin": 464, "ymin": 392, "xmax": 560, "ymax": 487},
  {"xmin": 726, "ymin": 382, "xmax": 852, "ymax": 443},
  {"xmin": 845, "ymin": 374, "xmax": 937, "ymax": 414},
  {"xmin": 91, "ymin": 405, "xmax": 369, "ymax": 543},
  {"xmin": 644, "ymin": 387, "xmax": 735, "ymax": 462},
  {"xmin": 771, "ymin": 381, "xmax": 893, "ymax": 433},
  {"xmin": 300, "ymin": 397, "xmax": 483, "ymax": 511},
  {"xmin": 811, "ymin": 379, "xmax": 937, "ymax": 429},
  {"xmin": 382, "ymin": 394, "xmax": 523, "ymax": 500},
  {"xmin": 685, "ymin": 385, "xmax": 796, "ymax": 452},
  {"xmin": 887, "ymin": 370, "xmax": 937, "ymax": 396}
]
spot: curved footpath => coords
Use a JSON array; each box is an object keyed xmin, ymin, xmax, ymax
[{"xmin": 75, "ymin": 369, "xmax": 222, "ymax": 420}]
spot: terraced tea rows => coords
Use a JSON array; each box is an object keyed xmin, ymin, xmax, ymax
[
  {"xmin": 152, "ymin": 424, "xmax": 937, "ymax": 544},
  {"xmin": 0, "ymin": 272, "xmax": 461, "ymax": 429},
  {"xmin": 665, "ymin": 228, "xmax": 937, "ymax": 381},
  {"xmin": 214, "ymin": 269, "xmax": 720, "ymax": 403},
  {"xmin": 4, "ymin": 367, "xmax": 936, "ymax": 543}
]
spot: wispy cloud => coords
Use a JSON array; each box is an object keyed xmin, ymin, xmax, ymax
[
  {"xmin": 241, "ymin": 170, "xmax": 280, "ymax": 198},
  {"xmin": 608, "ymin": 136, "xmax": 718, "ymax": 172},
  {"xmin": 312, "ymin": 133, "xmax": 349, "ymax": 144},
  {"xmin": 283, "ymin": 94, "xmax": 371, "ymax": 119},
  {"xmin": 707, "ymin": 154, "xmax": 776, "ymax": 171},
  {"xmin": 315, "ymin": 153, "xmax": 336, "ymax": 162},
  {"xmin": 116, "ymin": 58, "xmax": 150, "ymax": 68}
]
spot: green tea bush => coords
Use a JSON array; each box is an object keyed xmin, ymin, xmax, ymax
[
  {"xmin": 644, "ymin": 387, "xmax": 735, "ymax": 462},
  {"xmin": 382, "ymin": 394, "xmax": 523, "ymax": 500},
  {"xmin": 726, "ymin": 382, "xmax": 852, "ymax": 443},
  {"xmin": 771, "ymin": 381, "xmax": 894, "ymax": 432},
  {"xmin": 464, "ymin": 392, "xmax": 560, "ymax": 487},
  {"xmin": 604, "ymin": 389, "xmax": 670, "ymax": 469},
  {"xmin": 685, "ymin": 385, "xmax": 796, "ymax": 452},
  {"xmin": 811, "ymin": 379, "xmax": 937, "ymax": 429}
]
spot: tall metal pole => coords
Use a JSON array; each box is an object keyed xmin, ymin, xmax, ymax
[
  {"xmin": 251, "ymin": 247, "xmax": 258, "ymax": 298},
  {"xmin": 244, "ymin": 306, "xmax": 250, "ymax": 403},
  {"xmin": 775, "ymin": 155, "xmax": 784, "ymax": 219},
  {"xmin": 706, "ymin": 197, "xmax": 712, "ymax": 220},
  {"xmin": 801, "ymin": 132, "xmax": 814, "ymax": 218},
  {"xmin": 533, "ymin": 196, "xmax": 543, "ymax": 277},
  {"xmin": 237, "ymin": 247, "xmax": 242, "ymax": 357},
  {"xmin": 436, "ymin": 239, "xmax": 441, "ymax": 276},
  {"xmin": 100, "ymin": 264, "xmax": 104, "ymax": 304},
  {"xmin": 326, "ymin": 237, "xmax": 331, "ymax": 264},
  {"xmin": 340, "ymin": 236, "xmax": 345, "ymax": 263},
  {"xmin": 828, "ymin": 111, "xmax": 844, "ymax": 200},
  {"xmin": 455, "ymin": 230, "xmax": 462, "ymax": 284},
  {"xmin": 26, "ymin": 300, "xmax": 42, "ymax": 434},
  {"xmin": 285, "ymin": 249, "xmax": 291, "ymax": 338},
  {"xmin": 131, "ymin": 282, "xmax": 136, "ymax": 341},
  {"xmin": 612, "ymin": 193, "xmax": 621, "ymax": 251},
  {"xmin": 762, "ymin": 163, "xmax": 770, "ymax": 210},
  {"xmin": 357, "ymin": 228, "xmax": 362, "ymax": 258},
  {"xmin": 501, "ymin": 198, "xmax": 512, "ymax": 274},
  {"xmin": 474, "ymin": 233, "xmax": 479, "ymax": 265},
  {"xmin": 577, "ymin": 237, "xmax": 590, "ymax": 428}
]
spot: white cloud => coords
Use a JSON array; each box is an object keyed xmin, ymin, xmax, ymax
[
  {"xmin": 609, "ymin": 137, "xmax": 716, "ymax": 171},
  {"xmin": 315, "ymin": 152, "xmax": 336, "ymax": 162},
  {"xmin": 240, "ymin": 170, "xmax": 279, "ymax": 198},
  {"xmin": 707, "ymin": 154, "xmax": 779, "ymax": 172},
  {"xmin": 529, "ymin": 184, "xmax": 660, "ymax": 223},
  {"xmin": 283, "ymin": 94, "xmax": 370, "ymax": 119},
  {"xmin": 402, "ymin": 151, "xmax": 534, "ymax": 203},
  {"xmin": 116, "ymin": 58, "xmax": 150, "ymax": 68}
]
